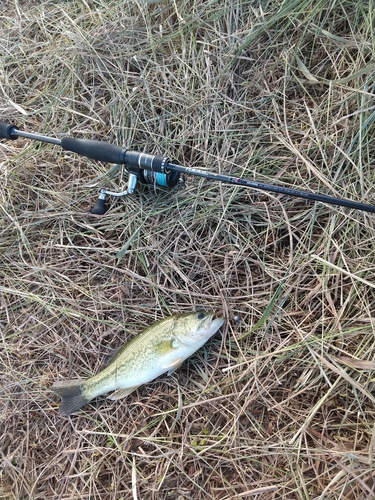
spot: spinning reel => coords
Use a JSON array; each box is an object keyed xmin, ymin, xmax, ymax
[
  {"xmin": 0, "ymin": 121, "xmax": 180, "ymax": 214},
  {"xmin": 1, "ymin": 121, "xmax": 375, "ymax": 215},
  {"xmin": 90, "ymin": 161, "xmax": 181, "ymax": 215}
]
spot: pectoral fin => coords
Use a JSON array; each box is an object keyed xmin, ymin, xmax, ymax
[
  {"xmin": 107, "ymin": 386, "xmax": 140, "ymax": 400},
  {"xmin": 162, "ymin": 357, "xmax": 184, "ymax": 375}
]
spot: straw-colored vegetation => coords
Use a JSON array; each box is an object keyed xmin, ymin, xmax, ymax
[{"xmin": 1, "ymin": 0, "xmax": 375, "ymax": 498}]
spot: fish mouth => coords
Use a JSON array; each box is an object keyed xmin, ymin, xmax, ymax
[
  {"xmin": 212, "ymin": 310, "xmax": 225, "ymax": 321},
  {"xmin": 210, "ymin": 312, "xmax": 225, "ymax": 330}
]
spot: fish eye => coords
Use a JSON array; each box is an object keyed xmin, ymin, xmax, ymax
[{"xmin": 197, "ymin": 312, "xmax": 205, "ymax": 320}]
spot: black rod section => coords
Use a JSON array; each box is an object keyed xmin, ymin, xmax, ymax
[{"xmin": 166, "ymin": 163, "xmax": 375, "ymax": 214}]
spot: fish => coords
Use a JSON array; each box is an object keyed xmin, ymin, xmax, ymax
[{"xmin": 52, "ymin": 311, "xmax": 224, "ymax": 416}]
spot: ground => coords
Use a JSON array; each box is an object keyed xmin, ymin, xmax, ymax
[{"xmin": 1, "ymin": 1, "xmax": 375, "ymax": 499}]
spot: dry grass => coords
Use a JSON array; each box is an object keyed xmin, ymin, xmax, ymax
[{"xmin": 1, "ymin": 0, "xmax": 375, "ymax": 498}]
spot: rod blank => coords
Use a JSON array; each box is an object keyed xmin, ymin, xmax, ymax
[
  {"xmin": 166, "ymin": 163, "xmax": 375, "ymax": 213},
  {"xmin": 1, "ymin": 121, "xmax": 375, "ymax": 214}
]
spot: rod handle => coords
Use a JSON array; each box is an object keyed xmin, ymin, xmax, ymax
[
  {"xmin": 0, "ymin": 121, "xmax": 18, "ymax": 140},
  {"xmin": 61, "ymin": 137, "xmax": 126, "ymax": 164}
]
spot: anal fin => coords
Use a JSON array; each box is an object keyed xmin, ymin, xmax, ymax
[{"xmin": 107, "ymin": 386, "xmax": 140, "ymax": 401}]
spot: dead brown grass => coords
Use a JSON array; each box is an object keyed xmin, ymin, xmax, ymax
[{"xmin": 1, "ymin": 0, "xmax": 375, "ymax": 498}]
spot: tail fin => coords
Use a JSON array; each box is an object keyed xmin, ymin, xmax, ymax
[{"xmin": 52, "ymin": 379, "xmax": 90, "ymax": 416}]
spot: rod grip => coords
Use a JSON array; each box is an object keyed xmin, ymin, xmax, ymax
[
  {"xmin": 0, "ymin": 122, "xmax": 18, "ymax": 140},
  {"xmin": 61, "ymin": 137, "xmax": 126, "ymax": 163}
]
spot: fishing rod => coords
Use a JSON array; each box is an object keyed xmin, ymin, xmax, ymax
[{"xmin": 1, "ymin": 121, "xmax": 375, "ymax": 215}]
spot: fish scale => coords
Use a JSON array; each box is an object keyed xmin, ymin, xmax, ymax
[
  {"xmin": 87, "ymin": 317, "xmax": 179, "ymax": 395},
  {"xmin": 52, "ymin": 311, "xmax": 224, "ymax": 416}
]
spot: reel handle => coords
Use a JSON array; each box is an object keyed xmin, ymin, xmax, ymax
[{"xmin": 90, "ymin": 191, "xmax": 108, "ymax": 215}]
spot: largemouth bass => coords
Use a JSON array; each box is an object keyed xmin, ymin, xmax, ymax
[{"xmin": 52, "ymin": 311, "xmax": 224, "ymax": 416}]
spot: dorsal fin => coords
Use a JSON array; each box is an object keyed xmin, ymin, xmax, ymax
[{"xmin": 102, "ymin": 345, "xmax": 123, "ymax": 366}]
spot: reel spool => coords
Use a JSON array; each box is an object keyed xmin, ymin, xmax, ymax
[{"xmin": 138, "ymin": 167, "xmax": 180, "ymax": 189}]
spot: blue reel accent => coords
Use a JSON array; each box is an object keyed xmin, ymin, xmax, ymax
[{"xmin": 155, "ymin": 172, "xmax": 168, "ymax": 187}]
